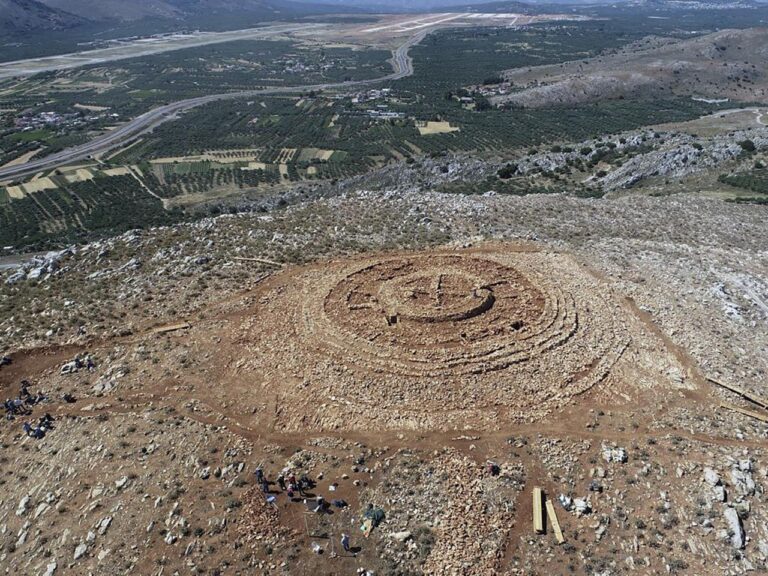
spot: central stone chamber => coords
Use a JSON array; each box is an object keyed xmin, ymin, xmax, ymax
[
  {"xmin": 377, "ymin": 269, "xmax": 495, "ymax": 325},
  {"xmin": 329, "ymin": 255, "xmax": 546, "ymax": 353}
]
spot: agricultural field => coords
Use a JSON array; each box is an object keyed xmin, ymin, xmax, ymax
[
  {"xmin": 0, "ymin": 40, "xmax": 390, "ymax": 114},
  {"xmin": 416, "ymin": 121, "xmax": 459, "ymax": 136},
  {"xmin": 0, "ymin": 144, "xmax": 343, "ymax": 247},
  {"xmin": 0, "ymin": 173, "xmax": 183, "ymax": 248},
  {"xmin": 0, "ymin": 15, "xmax": 759, "ymax": 251},
  {"xmin": 116, "ymin": 84, "xmax": 727, "ymax": 186},
  {"xmin": 719, "ymin": 163, "xmax": 768, "ymax": 203},
  {"xmin": 0, "ymin": 39, "xmax": 391, "ymax": 166},
  {"xmin": 142, "ymin": 160, "xmax": 282, "ymax": 199}
]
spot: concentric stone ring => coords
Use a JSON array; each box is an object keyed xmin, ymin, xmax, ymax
[{"xmin": 240, "ymin": 246, "xmax": 630, "ymax": 431}]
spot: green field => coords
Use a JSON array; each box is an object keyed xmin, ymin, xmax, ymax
[
  {"xmin": 117, "ymin": 90, "xmax": 726, "ymax": 188},
  {"xmin": 142, "ymin": 163, "xmax": 280, "ymax": 198},
  {"xmin": 0, "ymin": 40, "xmax": 391, "ymax": 120},
  {"xmin": 719, "ymin": 168, "xmax": 768, "ymax": 195},
  {"xmin": 0, "ymin": 39, "xmax": 391, "ymax": 167},
  {"xmin": 9, "ymin": 129, "xmax": 53, "ymax": 142},
  {"xmin": 0, "ymin": 175, "xmax": 183, "ymax": 248}
]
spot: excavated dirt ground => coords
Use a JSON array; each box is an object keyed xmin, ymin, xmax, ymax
[
  {"xmin": 225, "ymin": 244, "xmax": 676, "ymax": 432},
  {"xmin": 1, "ymin": 211, "xmax": 767, "ymax": 576}
]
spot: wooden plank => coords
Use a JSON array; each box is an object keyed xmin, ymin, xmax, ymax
[
  {"xmin": 151, "ymin": 322, "xmax": 191, "ymax": 334},
  {"xmin": 233, "ymin": 256, "xmax": 283, "ymax": 267},
  {"xmin": 546, "ymin": 498, "xmax": 565, "ymax": 544},
  {"xmin": 533, "ymin": 487, "xmax": 544, "ymax": 534},
  {"xmin": 719, "ymin": 402, "xmax": 768, "ymax": 423},
  {"xmin": 708, "ymin": 377, "xmax": 768, "ymax": 410}
]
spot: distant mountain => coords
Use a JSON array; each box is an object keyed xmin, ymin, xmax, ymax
[
  {"xmin": 0, "ymin": 0, "xmax": 84, "ymax": 34},
  {"xmin": 38, "ymin": 0, "xmax": 331, "ymax": 22},
  {"xmin": 289, "ymin": 0, "xmax": 509, "ymax": 10},
  {"xmin": 297, "ymin": 0, "xmax": 768, "ymax": 9},
  {"xmin": 38, "ymin": 0, "xmax": 302, "ymax": 23},
  {"xmin": 41, "ymin": 0, "xmax": 183, "ymax": 22},
  {"xmin": 0, "ymin": 0, "xmax": 375, "ymax": 64},
  {"xmin": 0, "ymin": 0, "xmax": 349, "ymax": 41}
]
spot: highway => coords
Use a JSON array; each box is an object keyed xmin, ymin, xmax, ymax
[{"xmin": 0, "ymin": 31, "xmax": 426, "ymax": 183}]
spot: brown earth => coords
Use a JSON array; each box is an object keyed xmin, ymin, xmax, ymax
[
  {"xmin": 0, "ymin": 242, "xmax": 743, "ymax": 576},
  {"xmin": 1, "ymin": 188, "xmax": 768, "ymax": 575},
  {"xmin": 227, "ymin": 244, "xmax": 645, "ymax": 432}
]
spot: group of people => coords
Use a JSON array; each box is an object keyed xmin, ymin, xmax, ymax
[
  {"xmin": 281, "ymin": 471, "xmax": 314, "ymax": 500},
  {"xmin": 254, "ymin": 465, "xmax": 359, "ymax": 557},
  {"xmin": 4, "ymin": 380, "xmax": 54, "ymax": 440},
  {"xmin": 5, "ymin": 381, "xmax": 47, "ymax": 420},
  {"xmin": 3, "ymin": 398, "xmax": 29, "ymax": 418},
  {"xmin": 23, "ymin": 413, "xmax": 54, "ymax": 439},
  {"xmin": 255, "ymin": 466, "xmax": 318, "ymax": 500}
]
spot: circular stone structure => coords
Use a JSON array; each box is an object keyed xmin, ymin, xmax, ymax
[
  {"xmin": 318, "ymin": 255, "xmax": 554, "ymax": 376},
  {"xmin": 236, "ymin": 246, "xmax": 630, "ymax": 431}
]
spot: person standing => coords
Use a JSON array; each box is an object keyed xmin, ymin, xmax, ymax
[{"xmin": 341, "ymin": 533, "xmax": 352, "ymax": 555}]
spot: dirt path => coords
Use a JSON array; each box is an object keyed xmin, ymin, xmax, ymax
[{"xmin": 711, "ymin": 107, "xmax": 767, "ymax": 126}]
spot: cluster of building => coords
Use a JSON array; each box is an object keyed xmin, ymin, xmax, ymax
[
  {"xmin": 279, "ymin": 54, "xmax": 355, "ymax": 76},
  {"xmin": 14, "ymin": 111, "xmax": 73, "ymax": 131},
  {"xmin": 347, "ymin": 89, "xmax": 404, "ymax": 120},
  {"xmin": 468, "ymin": 82, "xmax": 513, "ymax": 98},
  {"xmin": 351, "ymin": 88, "xmax": 392, "ymax": 104},
  {"xmin": 14, "ymin": 109, "xmax": 116, "ymax": 132},
  {"xmin": 281, "ymin": 58, "xmax": 316, "ymax": 74},
  {"xmin": 366, "ymin": 106, "xmax": 404, "ymax": 120}
]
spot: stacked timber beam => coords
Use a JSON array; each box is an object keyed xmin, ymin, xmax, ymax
[
  {"xmin": 546, "ymin": 499, "xmax": 565, "ymax": 544},
  {"xmin": 533, "ymin": 487, "xmax": 544, "ymax": 534},
  {"xmin": 532, "ymin": 486, "xmax": 565, "ymax": 544}
]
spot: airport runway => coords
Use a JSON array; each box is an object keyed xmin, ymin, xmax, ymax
[{"xmin": 0, "ymin": 23, "xmax": 328, "ymax": 81}]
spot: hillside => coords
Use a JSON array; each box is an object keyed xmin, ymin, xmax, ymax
[
  {"xmin": 0, "ymin": 0, "xmax": 83, "ymax": 34},
  {"xmin": 41, "ymin": 0, "xmax": 182, "ymax": 21},
  {"xmin": 490, "ymin": 27, "xmax": 768, "ymax": 108},
  {"xmin": 3, "ymin": 7, "xmax": 768, "ymax": 576},
  {"xmin": 40, "ymin": 0, "xmax": 309, "ymax": 22},
  {"xmin": 0, "ymin": 0, "xmax": 339, "ymax": 40}
]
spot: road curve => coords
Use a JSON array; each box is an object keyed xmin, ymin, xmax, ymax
[{"xmin": 0, "ymin": 32, "xmax": 427, "ymax": 182}]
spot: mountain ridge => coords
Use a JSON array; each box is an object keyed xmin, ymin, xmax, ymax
[
  {"xmin": 0, "ymin": 0, "xmax": 84, "ymax": 34},
  {"xmin": 0, "ymin": 0, "xmax": 345, "ymax": 38}
]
